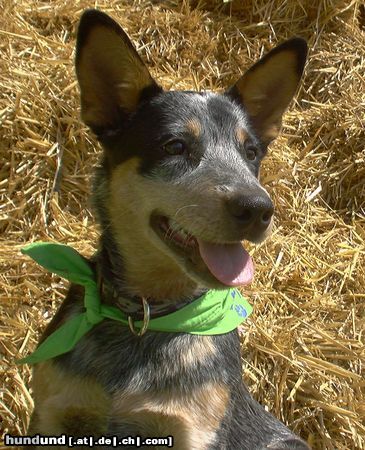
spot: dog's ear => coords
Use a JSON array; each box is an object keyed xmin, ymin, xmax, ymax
[
  {"xmin": 76, "ymin": 10, "xmax": 161, "ymax": 135},
  {"xmin": 226, "ymin": 38, "xmax": 307, "ymax": 144}
]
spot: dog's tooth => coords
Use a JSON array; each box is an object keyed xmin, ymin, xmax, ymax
[{"xmin": 166, "ymin": 218, "xmax": 193, "ymax": 241}]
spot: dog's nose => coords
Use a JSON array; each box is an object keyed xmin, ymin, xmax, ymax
[{"xmin": 226, "ymin": 192, "xmax": 274, "ymax": 231}]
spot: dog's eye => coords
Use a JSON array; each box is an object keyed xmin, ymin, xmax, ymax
[
  {"xmin": 244, "ymin": 142, "xmax": 258, "ymax": 161},
  {"xmin": 163, "ymin": 140, "xmax": 186, "ymax": 156}
]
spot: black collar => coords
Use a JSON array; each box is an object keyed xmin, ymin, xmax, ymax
[{"xmin": 93, "ymin": 245, "xmax": 207, "ymax": 320}]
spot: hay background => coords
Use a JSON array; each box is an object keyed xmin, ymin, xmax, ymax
[{"xmin": 0, "ymin": 0, "xmax": 364, "ymax": 448}]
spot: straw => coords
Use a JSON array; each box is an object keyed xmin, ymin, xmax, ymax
[{"xmin": 1, "ymin": 1, "xmax": 364, "ymax": 448}]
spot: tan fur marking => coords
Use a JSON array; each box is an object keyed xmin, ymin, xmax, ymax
[
  {"xmin": 186, "ymin": 118, "xmax": 202, "ymax": 138},
  {"xmin": 235, "ymin": 126, "xmax": 247, "ymax": 144},
  {"xmin": 112, "ymin": 383, "xmax": 230, "ymax": 450},
  {"xmin": 180, "ymin": 336, "xmax": 216, "ymax": 368},
  {"xmin": 31, "ymin": 362, "xmax": 110, "ymax": 436},
  {"xmin": 109, "ymin": 158, "xmax": 199, "ymax": 300}
]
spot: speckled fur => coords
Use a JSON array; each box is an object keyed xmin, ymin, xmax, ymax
[{"xmin": 27, "ymin": 9, "xmax": 309, "ymax": 450}]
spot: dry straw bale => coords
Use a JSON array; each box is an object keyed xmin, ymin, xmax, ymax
[{"xmin": 0, "ymin": 0, "xmax": 364, "ymax": 448}]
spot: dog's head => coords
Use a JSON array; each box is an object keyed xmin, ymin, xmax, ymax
[{"xmin": 75, "ymin": 10, "xmax": 307, "ymax": 294}]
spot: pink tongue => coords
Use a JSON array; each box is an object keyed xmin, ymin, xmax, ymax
[{"xmin": 198, "ymin": 240, "xmax": 254, "ymax": 286}]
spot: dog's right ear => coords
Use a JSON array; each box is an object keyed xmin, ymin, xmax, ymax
[
  {"xmin": 76, "ymin": 10, "xmax": 161, "ymax": 135},
  {"xmin": 226, "ymin": 38, "xmax": 307, "ymax": 145}
]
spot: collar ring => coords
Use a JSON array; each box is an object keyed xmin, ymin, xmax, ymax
[{"xmin": 128, "ymin": 297, "xmax": 150, "ymax": 336}]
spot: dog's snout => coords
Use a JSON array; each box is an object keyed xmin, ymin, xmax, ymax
[{"xmin": 226, "ymin": 192, "xmax": 274, "ymax": 231}]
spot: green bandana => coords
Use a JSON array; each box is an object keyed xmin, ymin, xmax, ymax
[{"xmin": 19, "ymin": 242, "xmax": 252, "ymax": 365}]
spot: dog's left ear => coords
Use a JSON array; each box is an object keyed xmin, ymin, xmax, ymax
[
  {"xmin": 226, "ymin": 38, "xmax": 307, "ymax": 144},
  {"xmin": 75, "ymin": 9, "xmax": 161, "ymax": 135}
]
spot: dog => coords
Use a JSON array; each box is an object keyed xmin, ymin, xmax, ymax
[{"xmin": 25, "ymin": 9, "xmax": 309, "ymax": 450}]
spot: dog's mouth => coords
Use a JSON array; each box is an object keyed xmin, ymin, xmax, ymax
[{"xmin": 151, "ymin": 215, "xmax": 254, "ymax": 287}]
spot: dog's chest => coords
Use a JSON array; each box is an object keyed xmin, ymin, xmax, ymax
[
  {"xmin": 57, "ymin": 324, "xmax": 240, "ymax": 447},
  {"xmin": 109, "ymin": 382, "xmax": 229, "ymax": 450}
]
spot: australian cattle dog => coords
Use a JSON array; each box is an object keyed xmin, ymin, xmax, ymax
[{"xmin": 25, "ymin": 9, "xmax": 309, "ymax": 450}]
